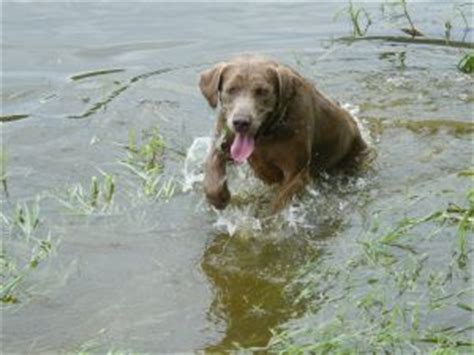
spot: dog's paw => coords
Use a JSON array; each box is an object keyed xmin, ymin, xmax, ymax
[{"xmin": 204, "ymin": 183, "xmax": 231, "ymax": 210}]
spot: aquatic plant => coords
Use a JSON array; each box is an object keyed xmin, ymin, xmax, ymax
[
  {"xmin": 0, "ymin": 149, "xmax": 8, "ymax": 196},
  {"xmin": 457, "ymin": 53, "xmax": 474, "ymax": 74},
  {"xmin": 266, "ymin": 187, "xmax": 473, "ymax": 353},
  {"xmin": 393, "ymin": 0, "xmax": 423, "ymax": 37},
  {"xmin": 1, "ymin": 198, "xmax": 57, "ymax": 304},
  {"xmin": 120, "ymin": 127, "xmax": 177, "ymax": 200},
  {"xmin": 69, "ymin": 67, "xmax": 173, "ymax": 119},
  {"xmin": 0, "ymin": 114, "xmax": 30, "ymax": 123},
  {"xmin": 337, "ymin": 0, "xmax": 474, "ymax": 72},
  {"xmin": 335, "ymin": 0, "xmax": 372, "ymax": 37},
  {"xmin": 57, "ymin": 173, "xmax": 116, "ymax": 215},
  {"xmin": 12, "ymin": 199, "xmax": 41, "ymax": 239},
  {"xmin": 70, "ymin": 68, "xmax": 125, "ymax": 81}
]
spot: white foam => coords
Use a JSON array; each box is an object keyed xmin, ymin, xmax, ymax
[
  {"xmin": 342, "ymin": 102, "xmax": 373, "ymax": 146},
  {"xmin": 386, "ymin": 75, "xmax": 411, "ymax": 88},
  {"xmin": 282, "ymin": 202, "xmax": 315, "ymax": 232},
  {"xmin": 213, "ymin": 205, "xmax": 263, "ymax": 237},
  {"xmin": 182, "ymin": 136, "xmax": 212, "ymax": 192}
]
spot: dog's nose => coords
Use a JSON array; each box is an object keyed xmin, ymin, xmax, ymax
[{"xmin": 233, "ymin": 118, "xmax": 250, "ymax": 133}]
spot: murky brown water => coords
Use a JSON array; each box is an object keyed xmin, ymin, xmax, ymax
[{"xmin": 2, "ymin": 2, "xmax": 473, "ymax": 353}]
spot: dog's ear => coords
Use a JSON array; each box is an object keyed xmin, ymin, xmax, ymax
[
  {"xmin": 272, "ymin": 65, "xmax": 300, "ymax": 110},
  {"xmin": 199, "ymin": 62, "xmax": 228, "ymax": 108},
  {"xmin": 270, "ymin": 63, "xmax": 300, "ymax": 110}
]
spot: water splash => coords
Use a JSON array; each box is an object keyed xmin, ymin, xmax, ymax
[
  {"xmin": 182, "ymin": 136, "xmax": 211, "ymax": 192},
  {"xmin": 183, "ymin": 108, "xmax": 373, "ymax": 237},
  {"xmin": 213, "ymin": 205, "xmax": 263, "ymax": 237},
  {"xmin": 342, "ymin": 103, "xmax": 373, "ymax": 146}
]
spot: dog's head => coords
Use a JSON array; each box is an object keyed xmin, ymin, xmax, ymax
[{"xmin": 199, "ymin": 56, "xmax": 298, "ymax": 162}]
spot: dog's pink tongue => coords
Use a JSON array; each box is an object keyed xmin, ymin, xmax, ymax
[{"xmin": 231, "ymin": 134, "xmax": 255, "ymax": 163}]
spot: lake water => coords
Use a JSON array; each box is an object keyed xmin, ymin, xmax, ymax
[{"xmin": 2, "ymin": 2, "xmax": 473, "ymax": 353}]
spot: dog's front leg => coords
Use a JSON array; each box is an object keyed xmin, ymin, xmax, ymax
[
  {"xmin": 203, "ymin": 116, "xmax": 233, "ymax": 210},
  {"xmin": 270, "ymin": 167, "xmax": 310, "ymax": 214},
  {"xmin": 203, "ymin": 146, "xmax": 230, "ymax": 210}
]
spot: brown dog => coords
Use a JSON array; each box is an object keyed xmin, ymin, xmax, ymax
[{"xmin": 199, "ymin": 56, "xmax": 367, "ymax": 213}]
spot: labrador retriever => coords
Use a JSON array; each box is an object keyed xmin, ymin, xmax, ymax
[{"xmin": 199, "ymin": 55, "xmax": 367, "ymax": 213}]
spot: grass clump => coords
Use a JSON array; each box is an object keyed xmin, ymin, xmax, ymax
[
  {"xmin": 1, "ymin": 198, "xmax": 57, "ymax": 304},
  {"xmin": 457, "ymin": 53, "xmax": 474, "ymax": 74},
  {"xmin": 337, "ymin": 1, "xmax": 474, "ymax": 71},
  {"xmin": 267, "ymin": 188, "xmax": 473, "ymax": 354},
  {"xmin": 386, "ymin": 0, "xmax": 423, "ymax": 38},
  {"xmin": 335, "ymin": 0, "xmax": 372, "ymax": 37},
  {"xmin": 57, "ymin": 172, "xmax": 116, "ymax": 215},
  {"xmin": 120, "ymin": 127, "xmax": 176, "ymax": 200},
  {"xmin": 439, "ymin": 188, "xmax": 474, "ymax": 268},
  {"xmin": 0, "ymin": 149, "xmax": 8, "ymax": 196},
  {"xmin": 77, "ymin": 350, "xmax": 140, "ymax": 355},
  {"xmin": 11, "ymin": 199, "xmax": 41, "ymax": 239}
]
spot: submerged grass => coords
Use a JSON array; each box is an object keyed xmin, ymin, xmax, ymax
[
  {"xmin": 338, "ymin": 35, "xmax": 474, "ymax": 50},
  {"xmin": 457, "ymin": 53, "xmax": 474, "ymax": 74},
  {"xmin": 77, "ymin": 351, "xmax": 140, "ymax": 355},
  {"xmin": 1, "ymin": 198, "xmax": 57, "ymax": 305},
  {"xmin": 69, "ymin": 68, "xmax": 173, "ymax": 119},
  {"xmin": 365, "ymin": 117, "xmax": 474, "ymax": 136},
  {"xmin": 0, "ymin": 114, "xmax": 30, "ymax": 123},
  {"xmin": 335, "ymin": 0, "xmax": 372, "ymax": 37},
  {"xmin": 120, "ymin": 126, "xmax": 177, "ymax": 201},
  {"xmin": 1, "ymin": 149, "xmax": 8, "ymax": 197},
  {"xmin": 70, "ymin": 68, "xmax": 125, "ymax": 81},
  {"xmin": 56, "ymin": 172, "xmax": 116, "ymax": 215},
  {"xmin": 267, "ymin": 186, "xmax": 473, "ymax": 354},
  {"xmin": 12, "ymin": 198, "xmax": 41, "ymax": 239},
  {"xmin": 337, "ymin": 0, "xmax": 474, "ymax": 71}
]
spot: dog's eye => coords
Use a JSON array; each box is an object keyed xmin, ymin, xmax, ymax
[
  {"xmin": 254, "ymin": 87, "xmax": 269, "ymax": 96},
  {"xmin": 225, "ymin": 86, "xmax": 238, "ymax": 95}
]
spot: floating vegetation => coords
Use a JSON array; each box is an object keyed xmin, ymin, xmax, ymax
[
  {"xmin": 120, "ymin": 127, "xmax": 177, "ymax": 200},
  {"xmin": 77, "ymin": 348, "xmax": 140, "ymax": 355},
  {"xmin": 365, "ymin": 117, "xmax": 474, "ymax": 136},
  {"xmin": 12, "ymin": 199, "xmax": 41, "ymax": 239},
  {"xmin": 457, "ymin": 168, "xmax": 474, "ymax": 178},
  {"xmin": 393, "ymin": 0, "xmax": 423, "ymax": 38},
  {"xmin": 57, "ymin": 173, "xmax": 116, "ymax": 215},
  {"xmin": 399, "ymin": 119, "xmax": 474, "ymax": 135},
  {"xmin": 336, "ymin": 0, "xmax": 474, "ymax": 74},
  {"xmin": 0, "ymin": 150, "xmax": 8, "ymax": 197},
  {"xmin": 70, "ymin": 68, "xmax": 125, "ymax": 81},
  {"xmin": 0, "ymin": 114, "xmax": 30, "ymax": 123},
  {"xmin": 69, "ymin": 67, "xmax": 173, "ymax": 119},
  {"xmin": 69, "ymin": 84, "xmax": 129, "ymax": 119},
  {"xmin": 129, "ymin": 67, "xmax": 173, "ymax": 83},
  {"xmin": 457, "ymin": 53, "xmax": 474, "ymax": 74},
  {"xmin": 334, "ymin": 0, "xmax": 372, "ymax": 37},
  {"xmin": 266, "ymin": 188, "xmax": 473, "ymax": 354},
  {"xmin": 379, "ymin": 50, "xmax": 407, "ymax": 68},
  {"xmin": 1, "ymin": 198, "xmax": 57, "ymax": 304},
  {"xmin": 439, "ymin": 188, "xmax": 474, "ymax": 268},
  {"xmin": 338, "ymin": 36, "xmax": 474, "ymax": 50}
]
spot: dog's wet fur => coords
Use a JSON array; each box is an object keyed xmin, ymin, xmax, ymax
[{"xmin": 199, "ymin": 56, "xmax": 367, "ymax": 213}]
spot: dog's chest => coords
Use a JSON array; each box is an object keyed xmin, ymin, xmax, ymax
[{"xmin": 248, "ymin": 147, "xmax": 284, "ymax": 185}]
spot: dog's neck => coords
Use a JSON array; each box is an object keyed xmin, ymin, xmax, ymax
[{"xmin": 257, "ymin": 101, "xmax": 291, "ymax": 138}]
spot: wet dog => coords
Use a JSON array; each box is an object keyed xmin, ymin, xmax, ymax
[{"xmin": 199, "ymin": 56, "xmax": 367, "ymax": 213}]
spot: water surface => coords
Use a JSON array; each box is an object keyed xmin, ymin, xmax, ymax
[{"xmin": 2, "ymin": 2, "xmax": 473, "ymax": 353}]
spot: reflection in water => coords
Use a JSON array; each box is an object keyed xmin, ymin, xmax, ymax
[
  {"xmin": 193, "ymin": 132, "xmax": 372, "ymax": 351},
  {"xmin": 201, "ymin": 219, "xmax": 344, "ymax": 351}
]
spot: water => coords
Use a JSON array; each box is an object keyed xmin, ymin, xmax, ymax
[{"xmin": 2, "ymin": 2, "xmax": 473, "ymax": 353}]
